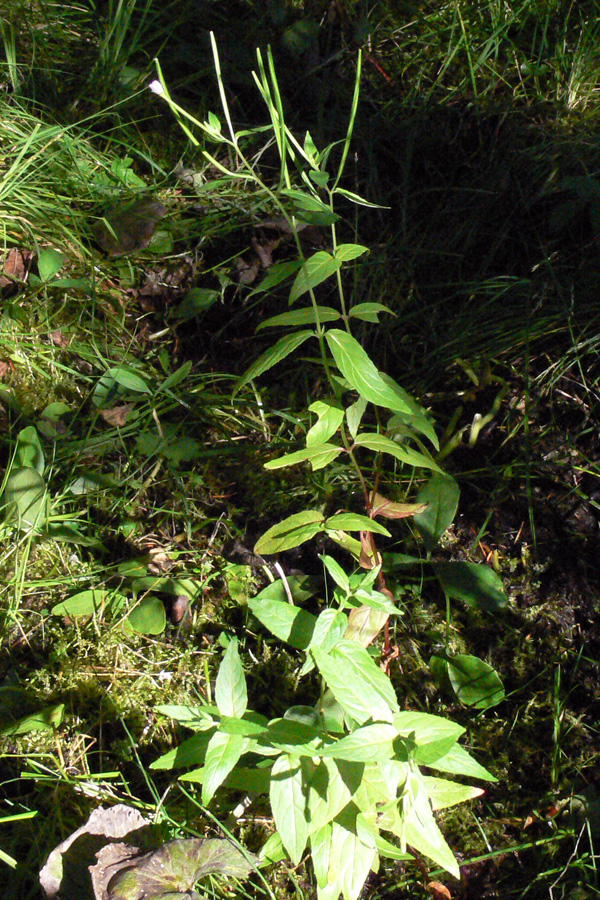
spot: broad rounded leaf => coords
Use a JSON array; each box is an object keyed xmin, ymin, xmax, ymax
[
  {"xmin": 14, "ymin": 425, "xmax": 44, "ymax": 473},
  {"xmin": 2, "ymin": 467, "xmax": 48, "ymax": 531},
  {"xmin": 52, "ymin": 590, "xmax": 118, "ymax": 617},
  {"xmin": 431, "ymin": 653, "xmax": 505, "ymax": 710},
  {"xmin": 433, "ymin": 561, "xmax": 507, "ymax": 611},
  {"xmin": 414, "ymin": 474, "xmax": 460, "ymax": 551},
  {"xmin": 125, "ymin": 595, "xmax": 166, "ymax": 634},
  {"xmin": 107, "ymin": 837, "xmax": 256, "ymax": 900},
  {"xmin": 249, "ymin": 596, "xmax": 317, "ymax": 649}
]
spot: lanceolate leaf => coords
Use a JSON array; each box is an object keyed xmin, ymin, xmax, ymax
[
  {"xmin": 319, "ymin": 723, "xmax": 398, "ymax": 762},
  {"xmin": 270, "ymin": 754, "xmax": 310, "ymax": 864},
  {"xmin": 235, "ymin": 330, "xmax": 314, "ymax": 394},
  {"xmin": 257, "ymin": 306, "xmax": 340, "ymax": 330},
  {"xmin": 349, "ymin": 302, "xmax": 394, "ymax": 323},
  {"xmin": 333, "ymin": 243, "xmax": 369, "ymax": 262},
  {"xmin": 289, "ymin": 251, "xmax": 343, "ymax": 304},
  {"xmin": 215, "ymin": 638, "xmax": 247, "ymax": 717},
  {"xmin": 325, "ymin": 330, "xmax": 415, "ymax": 415},
  {"xmin": 325, "ymin": 512, "xmax": 390, "ymax": 536},
  {"xmin": 424, "ymin": 743, "xmax": 497, "ymax": 782},
  {"xmin": 312, "ymin": 641, "xmax": 398, "ymax": 725},
  {"xmin": 422, "ymin": 776, "xmax": 484, "ymax": 811},
  {"xmin": 402, "ymin": 770, "xmax": 460, "ymax": 878},
  {"xmin": 354, "ymin": 433, "xmax": 443, "ymax": 473},
  {"xmin": 255, "ymin": 510, "xmax": 325, "ymax": 554},
  {"xmin": 202, "ymin": 731, "xmax": 247, "ymax": 804},
  {"xmin": 307, "ymin": 400, "xmax": 345, "ymax": 446},
  {"xmin": 264, "ymin": 443, "xmax": 343, "ymax": 471},
  {"xmin": 329, "ymin": 810, "xmax": 378, "ymax": 900}
]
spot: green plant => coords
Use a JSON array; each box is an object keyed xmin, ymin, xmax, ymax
[{"xmin": 151, "ymin": 35, "xmax": 506, "ymax": 895}]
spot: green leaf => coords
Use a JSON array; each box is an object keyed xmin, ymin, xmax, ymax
[
  {"xmin": 433, "ymin": 561, "xmax": 508, "ymax": 611},
  {"xmin": 319, "ymin": 723, "xmax": 398, "ymax": 762},
  {"xmin": 430, "ymin": 653, "xmax": 505, "ymax": 710},
  {"xmin": 264, "ymin": 443, "xmax": 343, "ymax": 472},
  {"xmin": 414, "ymin": 473, "xmax": 460, "ymax": 552},
  {"xmin": 307, "ymin": 400, "xmax": 345, "ymax": 447},
  {"xmin": 334, "ymin": 243, "xmax": 369, "ymax": 262},
  {"xmin": 402, "ymin": 770, "xmax": 460, "ymax": 878},
  {"xmin": 124, "ymin": 595, "xmax": 166, "ymax": 634},
  {"xmin": 2, "ymin": 467, "xmax": 48, "ymax": 532},
  {"xmin": 215, "ymin": 637, "xmax": 247, "ymax": 717},
  {"xmin": 249, "ymin": 595, "xmax": 317, "ymax": 650},
  {"xmin": 322, "ymin": 558, "xmax": 352, "ymax": 596},
  {"xmin": 325, "ymin": 330, "xmax": 415, "ymax": 415},
  {"xmin": 423, "ymin": 742, "xmax": 497, "ymax": 782},
  {"xmin": 312, "ymin": 641, "xmax": 398, "ymax": 725},
  {"xmin": 393, "ymin": 711, "xmax": 463, "ymax": 765},
  {"xmin": 105, "ymin": 366, "xmax": 151, "ymax": 393},
  {"xmin": 52, "ymin": 590, "xmax": 124, "ymax": 617},
  {"xmin": 334, "ymin": 187, "xmax": 387, "ymax": 208},
  {"xmin": 151, "ymin": 732, "xmax": 214, "ymax": 770},
  {"xmin": 257, "ymin": 306, "xmax": 340, "ymax": 330},
  {"xmin": 281, "ymin": 189, "xmax": 339, "ymax": 226},
  {"xmin": 422, "ymin": 776, "xmax": 484, "ymax": 811},
  {"xmin": 37, "ymin": 248, "xmax": 64, "ymax": 281},
  {"xmin": 0, "ymin": 703, "xmax": 64, "ymax": 736},
  {"xmin": 354, "ymin": 433, "xmax": 443, "ymax": 473},
  {"xmin": 325, "ymin": 512, "xmax": 390, "ymax": 536},
  {"xmin": 235, "ymin": 330, "xmax": 313, "ymax": 394},
  {"xmin": 270, "ymin": 754, "xmax": 310, "ymax": 864},
  {"xmin": 255, "ymin": 509, "xmax": 325, "ymax": 554},
  {"xmin": 346, "ymin": 395, "xmax": 368, "ymax": 440},
  {"xmin": 304, "ymin": 758, "xmax": 360, "ymax": 836},
  {"xmin": 289, "ymin": 252, "xmax": 343, "ymax": 304},
  {"xmin": 328, "ymin": 808, "xmax": 378, "ymax": 900},
  {"xmin": 14, "ymin": 426, "xmax": 44, "ymax": 473},
  {"xmin": 172, "ymin": 288, "xmax": 219, "ymax": 322},
  {"xmin": 250, "ymin": 259, "xmax": 303, "ymax": 294},
  {"xmin": 202, "ymin": 731, "xmax": 247, "ymax": 804},
  {"xmin": 158, "ymin": 361, "xmax": 193, "ymax": 393},
  {"xmin": 349, "ymin": 302, "xmax": 394, "ymax": 323}
]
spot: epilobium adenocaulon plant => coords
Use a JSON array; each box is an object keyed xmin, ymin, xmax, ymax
[{"xmin": 152, "ymin": 35, "xmax": 500, "ymax": 897}]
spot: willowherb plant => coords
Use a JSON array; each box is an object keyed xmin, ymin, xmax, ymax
[{"xmin": 152, "ymin": 35, "xmax": 504, "ymax": 897}]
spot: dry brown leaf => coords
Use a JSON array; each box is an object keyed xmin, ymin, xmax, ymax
[
  {"xmin": 0, "ymin": 360, "xmax": 13, "ymax": 378},
  {"xmin": 427, "ymin": 882, "xmax": 452, "ymax": 900},
  {"xmin": 49, "ymin": 330, "xmax": 70, "ymax": 348},
  {"xmin": 0, "ymin": 247, "xmax": 31, "ymax": 291},
  {"xmin": 236, "ymin": 256, "xmax": 261, "ymax": 285},
  {"xmin": 100, "ymin": 404, "xmax": 134, "ymax": 427},
  {"xmin": 370, "ymin": 491, "xmax": 428, "ymax": 519},
  {"xmin": 359, "ymin": 530, "xmax": 381, "ymax": 569}
]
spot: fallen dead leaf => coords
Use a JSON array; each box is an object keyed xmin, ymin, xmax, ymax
[
  {"xmin": 100, "ymin": 404, "xmax": 135, "ymax": 427},
  {"xmin": 0, "ymin": 247, "xmax": 32, "ymax": 293},
  {"xmin": 0, "ymin": 359, "xmax": 14, "ymax": 378},
  {"xmin": 49, "ymin": 330, "xmax": 70, "ymax": 349},
  {"xmin": 427, "ymin": 881, "xmax": 452, "ymax": 900}
]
